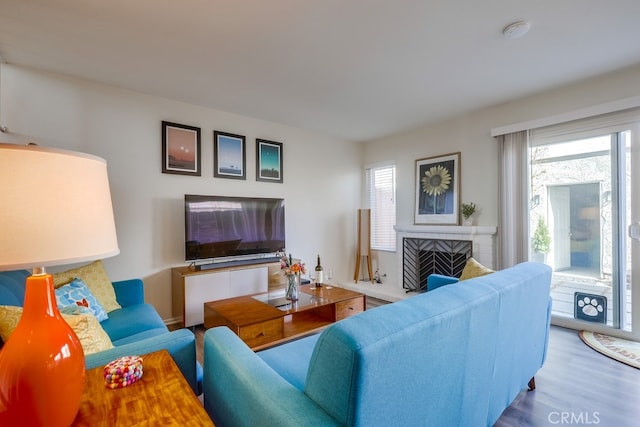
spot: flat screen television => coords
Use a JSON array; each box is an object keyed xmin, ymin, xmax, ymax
[{"xmin": 184, "ymin": 194, "xmax": 285, "ymax": 264}]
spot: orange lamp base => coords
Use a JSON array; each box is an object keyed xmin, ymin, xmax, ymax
[{"xmin": 0, "ymin": 272, "xmax": 85, "ymax": 426}]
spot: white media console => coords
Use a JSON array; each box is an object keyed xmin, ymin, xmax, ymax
[{"xmin": 172, "ymin": 261, "xmax": 282, "ymax": 327}]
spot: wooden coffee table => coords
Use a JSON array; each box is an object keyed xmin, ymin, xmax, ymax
[
  {"xmin": 204, "ymin": 285, "xmax": 365, "ymax": 350},
  {"xmin": 72, "ymin": 349, "xmax": 213, "ymax": 426}
]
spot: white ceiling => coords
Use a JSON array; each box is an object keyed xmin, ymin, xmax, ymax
[{"xmin": 1, "ymin": 0, "xmax": 640, "ymax": 142}]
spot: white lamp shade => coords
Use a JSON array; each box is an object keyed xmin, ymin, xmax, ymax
[{"xmin": 0, "ymin": 143, "xmax": 120, "ymax": 270}]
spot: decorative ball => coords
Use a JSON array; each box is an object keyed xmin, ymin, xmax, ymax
[{"xmin": 103, "ymin": 355, "xmax": 143, "ymax": 389}]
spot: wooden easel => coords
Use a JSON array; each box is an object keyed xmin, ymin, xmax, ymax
[{"xmin": 354, "ymin": 209, "xmax": 374, "ymax": 282}]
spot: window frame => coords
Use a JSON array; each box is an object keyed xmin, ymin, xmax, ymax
[{"xmin": 365, "ymin": 162, "xmax": 396, "ymax": 252}]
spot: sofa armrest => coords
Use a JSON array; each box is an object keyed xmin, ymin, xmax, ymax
[
  {"xmin": 427, "ymin": 274, "xmax": 459, "ymax": 291},
  {"xmin": 112, "ymin": 278, "xmax": 144, "ymax": 307},
  {"xmin": 203, "ymin": 327, "xmax": 339, "ymax": 427},
  {"xmin": 85, "ymin": 329, "xmax": 198, "ymax": 394}
]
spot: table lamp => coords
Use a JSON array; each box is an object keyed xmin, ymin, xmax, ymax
[{"xmin": 0, "ymin": 143, "xmax": 120, "ymax": 426}]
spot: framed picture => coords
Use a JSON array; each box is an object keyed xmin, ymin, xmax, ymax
[
  {"xmin": 162, "ymin": 121, "xmax": 201, "ymax": 176},
  {"xmin": 414, "ymin": 152, "xmax": 460, "ymax": 225},
  {"xmin": 256, "ymin": 139, "xmax": 283, "ymax": 183},
  {"xmin": 213, "ymin": 131, "xmax": 246, "ymax": 180}
]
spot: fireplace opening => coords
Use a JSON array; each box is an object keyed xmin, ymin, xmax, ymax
[{"xmin": 403, "ymin": 238, "xmax": 472, "ymax": 292}]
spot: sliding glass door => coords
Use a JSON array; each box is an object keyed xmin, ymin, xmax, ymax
[{"xmin": 529, "ymin": 129, "xmax": 634, "ymax": 331}]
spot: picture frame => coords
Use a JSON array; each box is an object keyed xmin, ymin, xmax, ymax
[
  {"xmin": 256, "ymin": 139, "xmax": 283, "ymax": 183},
  {"xmin": 213, "ymin": 131, "xmax": 246, "ymax": 180},
  {"xmin": 414, "ymin": 152, "xmax": 460, "ymax": 225},
  {"xmin": 162, "ymin": 121, "xmax": 201, "ymax": 176}
]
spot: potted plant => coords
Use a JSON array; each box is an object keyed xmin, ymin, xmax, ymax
[
  {"xmin": 461, "ymin": 202, "xmax": 477, "ymax": 225},
  {"xmin": 532, "ymin": 217, "xmax": 551, "ymax": 263}
]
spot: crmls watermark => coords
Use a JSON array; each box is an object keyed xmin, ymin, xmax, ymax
[{"xmin": 548, "ymin": 412, "xmax": 600, "ymax": 424}]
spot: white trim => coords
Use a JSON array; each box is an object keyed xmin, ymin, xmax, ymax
[
  {"xmin": 364, "ymin": 159, "xmax": 395, "ymax": 170},
  {"xmin": 394, "ymin": 224, "xmax": 497, "ymax": 236},
  {"xmin": 491, "ymin": 96, "xmax": 640, "ymax": 137}
]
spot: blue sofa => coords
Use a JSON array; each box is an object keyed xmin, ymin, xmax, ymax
[
  {"xmin": 0, "ymin": 269, "xmax": 202, "ymax": 395},
  {"xmin": 202, "ymin": 262, "xmax": 552, "ymax": 426}
]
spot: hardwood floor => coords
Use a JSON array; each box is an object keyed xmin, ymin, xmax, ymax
[
  {"xmin": 495, "ymin": 325, "xmax": 640, "ymax": 426},
  {"xmin": 193, "ymin": 296, "xmax": 640, "ymax": 426}
]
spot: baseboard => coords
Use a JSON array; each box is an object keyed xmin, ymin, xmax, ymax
[{"xmin": 164, "ymin": 316, "xmax": 183, "ymax": 329}]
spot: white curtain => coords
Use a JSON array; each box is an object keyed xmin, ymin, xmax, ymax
[{"xmin": 497, "ymin": 130, "xmax": 529, "ymax": 269}]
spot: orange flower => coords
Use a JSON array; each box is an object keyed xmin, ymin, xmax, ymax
[{"xmin": 280, "ymin": 253, "xmax": 307, "ymax": 275}]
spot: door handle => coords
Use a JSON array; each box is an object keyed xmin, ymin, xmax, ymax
[{"xmin": 629, "ymin": 223, "xmax": 640, "ymax": 241}]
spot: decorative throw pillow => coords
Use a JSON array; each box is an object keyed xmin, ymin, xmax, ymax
[
  {"xmin": 0, "ymin": 305, "xmax": 23, "ymax": 343},
  {"xmin": 60, "ymin": 305, "xmax": 93, "ymax": 316},
  {"xmin": 52, "ymin": 260, "xmax": 121, "ymax": 313},
  {"xmin": 62, "ymin": 312, "xmax": 115, "ymax": 355},
  {"xmin": 0, "ymin": 305, "xmax": 114, "ymax": 355},
  {"xmin": 55, "ymin": 278, "xmax": 109, "ymax": 322},
  {"xmin": 459, "ymin": 257, "xmax": 495, "ymax": 281}
]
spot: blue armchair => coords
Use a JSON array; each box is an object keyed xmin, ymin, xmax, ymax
[{"xmin": 426, "ymin": 273, "xmax": 459, "ymax": 291}]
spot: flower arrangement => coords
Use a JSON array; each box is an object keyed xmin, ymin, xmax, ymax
[
  {"xmin": 280, "ymin": 253, "xmax": 306, "ymax": 301},
  {"xmin": 461, "ymin": 202, "xmax": 477, "ymax": 220},
  {"xmin": 280, "ymin": 253, "xmax": 306, "ymax": 276}
]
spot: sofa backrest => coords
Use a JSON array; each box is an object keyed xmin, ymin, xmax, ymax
[
  {"xmin": 0, "ymin": 270, "xmax": 30, "ymax": 307},
  {"xmin": 304, "ymin": 262, "xmax": 552, "ymax": 427},
  {"xmin": 0, "ymin": 270, "xmax": 31, "ymax": 347}
]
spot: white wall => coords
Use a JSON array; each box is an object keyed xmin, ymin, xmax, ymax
[
  {"xmin": 0, "ymin": 64, "xmax": 362, "ymax": 321},
  {"xmin": 4, "ymin": 62, "xmax": 640, "ymax": 316},
  {"xmin": 363, "ymin": 63, "xmax": 640, "ymax": 288}
]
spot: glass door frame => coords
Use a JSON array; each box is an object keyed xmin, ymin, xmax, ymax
[{"xmin": 529, "ymin": 128, "xmax": 637, "ymax": 338}]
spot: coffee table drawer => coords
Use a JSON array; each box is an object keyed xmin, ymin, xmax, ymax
[
  {"xmin": 239, "ymin": 318, "xmax": 284, "ymax": 347},
  {"xmin": 336, "ymin": 297, "xmax": 364, "ymax": 320}
]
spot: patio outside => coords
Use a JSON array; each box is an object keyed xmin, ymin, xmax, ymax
[{"xmin": 550, "ymin": 268, "xmax": 632, "ymax": 331}]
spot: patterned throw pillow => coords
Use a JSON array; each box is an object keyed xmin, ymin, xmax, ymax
[
  {"xmin": 60, "ymin": 305, "xmax": 93, "ymax": 316},
  {"xmin": 0, "ymin": 305, "xmax": 114, "ymax": 355},
  {"xmin": 459, "ymin": 257, "xmax": 495, "ymax": 281},
  {"xmin": 52, "ymin": 260, "xmax": 121, "ymax": 313},
  {"xmin": 55, "ymin": 278, "xmax": 109, "ymax": 322}
]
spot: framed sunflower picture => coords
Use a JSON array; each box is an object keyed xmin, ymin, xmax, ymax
[{"xmin": 414, "ymin": 152, "xmax": 460, "ymax": 225}]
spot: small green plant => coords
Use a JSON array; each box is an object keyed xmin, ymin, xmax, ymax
[
  {"xmin": 461, "ymin": 202, "xmax": 477, "ymax": 220},
  {"xmin": 532, "ymin": 217, "xmax": 551, "ymax": 254}
]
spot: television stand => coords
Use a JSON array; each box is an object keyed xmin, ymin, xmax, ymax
[{"xmin": 172, "ymin": 261, "xmax": 283, "ymax": 328}]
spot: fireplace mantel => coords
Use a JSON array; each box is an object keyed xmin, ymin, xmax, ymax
[
  {"xmin": 394, "ymin": 224, "xmax": 498, "ymax": 277},
  {"xmin": 394, "ymin": 224, "xmax": 497, "ymax": 236}
]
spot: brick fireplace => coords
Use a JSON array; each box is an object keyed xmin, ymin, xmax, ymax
[{"xmin": 395, "ymin": 225, "xmax": 497, "ymax": 292}]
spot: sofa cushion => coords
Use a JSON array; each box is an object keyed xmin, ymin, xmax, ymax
[
  {"xmin": 100, "ymin": 303, "xmax": 167, "ymax": 343},
  {"xmin": 0, "ymin": 305, "xmax": 114, "ymax": 355},
  {"xmin": 258, "ymin": 334, "xmax": 320, "ymax": 391},
  {"xmin": 52, "ymin": 260, "xmax": 121, "ymax": 313},
  {"xmin": 110, "ymin": 328, "xmax": 172, "ymax": 347},
  {"xmin": 55, "ymin": 277, "xmax": 109, "ymax": 322},
  {"xmin": 459, "ymin": 257, "xmax": 494, "ymax": 281},
  {"xmin": 62, "ymin": 312, "xmax": 115, "ymax": 354}
]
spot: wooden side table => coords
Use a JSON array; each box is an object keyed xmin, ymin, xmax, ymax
[{"xmin": 72, "ymin": 349, "xmax": 213, "ymax": 426}]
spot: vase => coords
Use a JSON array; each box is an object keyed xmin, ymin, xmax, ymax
[
  {"xmin": 286, "ymin": 273, "xmax": 300, "ymax": 301},
  {"xmin": 0, "ymin": 271, "xmax": 85, "ymax": 426}
]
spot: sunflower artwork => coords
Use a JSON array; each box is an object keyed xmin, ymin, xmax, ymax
[{"xmin": 415, "ymin": 153, "xmax": 460, "ymax": 225}]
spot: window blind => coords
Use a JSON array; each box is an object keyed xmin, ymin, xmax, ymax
[{"xmin": 365, "ymin": 164, "xmax": 396, "ymax": 251}]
